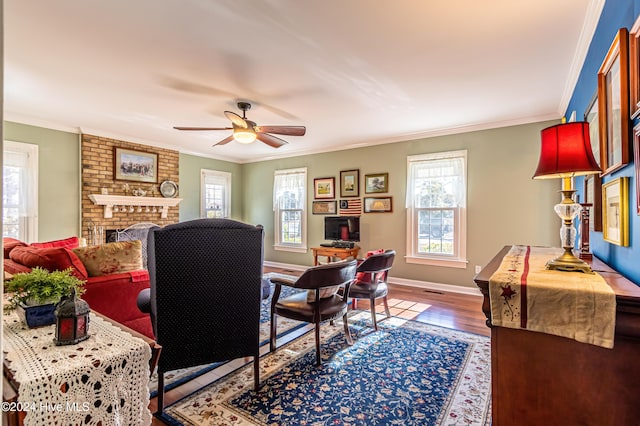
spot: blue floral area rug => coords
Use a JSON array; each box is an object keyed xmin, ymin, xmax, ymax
[
  {"xmin": 159, "ymin": 313, "xmax": 491, "ymax": 425},
  {"xmin": 148, "ymin": 274, "xmax": 306, "ymax": 397}
]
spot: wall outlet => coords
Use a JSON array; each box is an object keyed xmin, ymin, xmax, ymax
[{"xmin": 475, "ymin": 265, "xmax": 482, "ymax": 274}]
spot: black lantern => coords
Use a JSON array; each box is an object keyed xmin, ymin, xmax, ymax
[{"xmin": 54, "ymin": 288, "xmax": 90, "ymax": 345}]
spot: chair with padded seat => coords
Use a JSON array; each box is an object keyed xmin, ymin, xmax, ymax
[
  {"xmin": 348, "ymin": 249, "xmax": 396, "ymax": 330},
  {"xmin": 144, "ymin": 218, "xmax": 264, "ymax": 414},
  {"xmin": 269, "ymin": 260, "xmax": 357, "ymax": 366}
]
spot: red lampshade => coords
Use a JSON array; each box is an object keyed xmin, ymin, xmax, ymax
[{"xmin": 533, "ymin": 122, "xmax": 601, "ymax": 179}]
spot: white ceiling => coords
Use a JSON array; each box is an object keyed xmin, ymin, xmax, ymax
[{"xmin": 4, "ymin": 0, "xmax": 603, "ymax": 163}]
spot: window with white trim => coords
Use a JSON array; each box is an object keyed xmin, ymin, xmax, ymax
[
  {"xmin": 3, "ymin": 141, "xmax": 39, "ymax": 242},
  {"xmin": 273, "ymin": 167, "xmax": 307, "ymax": 252},
  {"xmin": 201, "ymin": 169, "xmax": 231, "ymax": 218},
  {"xmin": 406, "ymin": 150, "xmax": 467, "ymax": 268}
]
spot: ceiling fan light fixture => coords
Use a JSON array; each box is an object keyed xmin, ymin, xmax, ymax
[{"xmin": 233, "ymin": 127, "xmax": 257, "ymax": 144}]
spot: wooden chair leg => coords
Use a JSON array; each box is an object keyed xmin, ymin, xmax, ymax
[
  {"xmin": 343, "ymin": 313, "xmax": 353, "ymax": 345},
  {"xmin": 253, "ymin": 355, "xmax": 260, "ymax": 391},
  {"xmin": 156, "ymin": 372, "xmax": 165, "ymax": 414},
  {"xmin": 315, "ymin": 321, "xmax": 321, "ymax": 366},
  {"xmin": 370, "ymin": 295, "xmax": 379, "ymax": 330},
  {"xmin": 270, "ymin": 313, "xmax": 277, "ymax": 352},
  {"xmin": 383, "ymin": 295, "xmax": 391, "ymax": 318}
]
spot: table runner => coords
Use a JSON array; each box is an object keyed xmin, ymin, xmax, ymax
[
  {"xmin": 489, "ymin": 245, "xmax": 616, "ymax": 348},
  {"xmin": 3, "ymin": 312, "xmax": 152, "ymax": 425}
]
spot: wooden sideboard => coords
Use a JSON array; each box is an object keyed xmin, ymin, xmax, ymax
[{"xmin": 474, "ymin": 246, "xmax": 640, "ymax": 425}]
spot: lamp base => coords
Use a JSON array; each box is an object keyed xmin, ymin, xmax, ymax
[{"xmin": 546, "ymin": 249, "xmax": 593, "ymax": 274}]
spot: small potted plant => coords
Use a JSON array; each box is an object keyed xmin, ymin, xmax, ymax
[{"xmin": 4, "ymin": 267, "xmax": 86, "ymax": 328}]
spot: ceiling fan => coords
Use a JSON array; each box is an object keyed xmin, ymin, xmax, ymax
[{"xmin": 174, "ymin": 102, "xmax": 306, "ymax": 148}]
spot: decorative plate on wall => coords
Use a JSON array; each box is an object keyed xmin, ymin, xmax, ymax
[{"xmin": 159, "ymin": 180, "xmax": 178, "ymax": 198}]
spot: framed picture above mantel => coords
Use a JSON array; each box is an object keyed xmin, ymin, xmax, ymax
[{"xmin": 113, "ymin": 147, "xmax": 158, "ymax": 183}]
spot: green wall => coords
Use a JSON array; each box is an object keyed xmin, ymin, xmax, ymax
[
  {"xmin": 243, "ymin": 120, "xmax": 560, "ymax": 288},
  {"xmin": 178, "ymin": 153, "xmax": 244, "ymax": 221},
  {"xmin": 4, "ymin": 122, "xmax": 80, "ymax": 241},
  {"xmin": 5, "ymin": 119, "xmax": 559, "ymax": 289}
]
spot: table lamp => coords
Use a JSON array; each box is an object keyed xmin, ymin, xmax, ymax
[{"xmin": 533, "ymin": 121, "xmax": 601, "ymax": 273}]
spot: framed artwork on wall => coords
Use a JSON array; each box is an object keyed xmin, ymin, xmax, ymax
[
  {"xmin": 312, "ymin": 201, "xmax": 337, "ymax": 214},
  {"xmin": 597, "ymin": 28, "xmax": 630, "ymax": 176},
  {"xmin": 339, "ymin": 169, "xmax": 359, "ymax": 197},
  {"xmin": 364, "ymin": 173, "xmax": 388, "ymax": 193},
  {"xmin": 113, "ymin": 147, "xmax": 158, "ymax": 183},
  {"xmin": 602, "ymin": 177, "xmax": 629, "ymax": 246},
  {"xmin": 313, "ymin": 177, "xmax": 335, "ymax": 199},
  {"xmin": 363, "ymin": 197, "xmax": 392, "ymax": 213},
  {"xmin": 634, "ymin": 124, "xmax": 640, "ymax": 215},
  {"xmin": 584, "ymin": 92, "xmax": 602, "ymax": 168},
  {"xmin": 630, "ymin": 16, "xmax": 640, "ymax": 119},
  {"xmin": 584, "ymin": 174, "xmax": 603, "ymax": 231}
]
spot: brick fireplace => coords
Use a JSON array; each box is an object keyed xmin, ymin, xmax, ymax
[{"xmin": 81, "ymin": 134, "xmax": 181, "ymax": 243}]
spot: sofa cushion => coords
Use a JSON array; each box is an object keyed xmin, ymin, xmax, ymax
[
  {"xmin": 3, "ymin": 238, "xmax": 28, "ymax": 259},
  {"xmin": 31, "ymin": 236, "xmax": 80, "ymax": 249},
  {"xmin": 73, "ymin": 241, "xmax": 143, "ymax": 277},
  {"xmin": 9, "ymin": 246, "xmax": 88, "ymax": 280}
]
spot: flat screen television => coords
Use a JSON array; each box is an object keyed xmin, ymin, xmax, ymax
[{"xmin": 324, "ymin": 216, "xmax": 360, "ymax": 242}]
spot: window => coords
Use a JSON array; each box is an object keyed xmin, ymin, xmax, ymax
[
  {"xmin": 406, "ymin": 150, "xmax": 467, "ymax": 268},
  {"xmin": 201, "ymin": 169, "xmax": 231, "ymax": 218},
  {"xmin": 3, "ymin": 141, "xmax": 39, "ymax": 242},
  {"xmin": 273, "ymin": 168, "xmax": 307, "ymax": 252}
]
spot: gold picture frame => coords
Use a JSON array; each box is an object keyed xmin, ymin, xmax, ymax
[
  {"xmin": 602, "ymin": 177, "xmax": 629, "ymax": 246},
  {"xmin": 364, "ymin": 173, "xmax": 389, "ymax": 193},
  {"xmin": 313, "ymin": 177, "xmax": 335, "ymax": 199},
  {"xmin": 340, "ymin": 169, "xmax": 360, "ymax": 197},
  {"xmin": 113, "ymin": 147, "xmax": 158, "ymax": 183},
  {"xmin": 630, "ymin": 16, "xmax": 640, "ymax": 118},
  {"xmin": 597, "ymin": 28, "xmax": 630, "ymax": 176}
]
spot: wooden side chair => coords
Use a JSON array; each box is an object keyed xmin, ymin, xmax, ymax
[
  {"xmin": 269, "ymin": 260, "xmax": 357, "ymax": 366},
  {"xmin": 348, "ymin": 249, "xmax": 396, "ymax": 330}
]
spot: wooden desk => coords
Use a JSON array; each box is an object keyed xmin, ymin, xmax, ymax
[
  {"xmin": 311, "ymin": 246, "xmax": 360, "ymax": 265},
  {"xmin": 474, "ymin": 246, "xmax": 640, "ymax": 426}
]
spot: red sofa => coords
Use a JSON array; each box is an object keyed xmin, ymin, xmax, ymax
[{"xmin": 3, "ymin": 237, "xmax": 154, "ymax": 339}]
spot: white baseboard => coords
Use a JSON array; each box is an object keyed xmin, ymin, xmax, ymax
[{"xmin": 264, "ymin": 260, "xmax": 482, "ymax": 296}]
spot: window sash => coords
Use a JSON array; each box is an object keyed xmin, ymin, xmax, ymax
[
  {"xmin": 201, "ymin": 169, "xmax": 231, "ymax": 218},
  {"xmin": 3, "ymin": 141, "xmax": 38, "ymax": 242},
  {"xmin": 273, "ymin": 168, "xmax": 307, "ymax": 250},
  {"xmin": 406, "ymin": 151, "xmax": 467, "ymax": 268}
]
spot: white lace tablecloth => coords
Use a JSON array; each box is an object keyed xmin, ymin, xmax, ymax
[{"xmin": 3, "ymin": 312, "xmax": 152, "ymax": 425}]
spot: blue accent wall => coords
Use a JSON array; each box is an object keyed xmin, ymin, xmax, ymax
[{"xmin": 567, "ymin": 0, "xmax": 640, "ymax": 285}]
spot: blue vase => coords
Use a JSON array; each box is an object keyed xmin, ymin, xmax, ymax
[{"xmin": 16, "ymin": 302, "xmax": 57, "ymax": 328}]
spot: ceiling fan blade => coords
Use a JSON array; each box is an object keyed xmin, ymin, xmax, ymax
[
  {"xmin": 256, "ymin": 133, "xmax": 288, "ymax": 148},
  {"xmin": 174, "ymin": 126, "xmax": 232, "ymax": 131},
  {"xmin": 213, "ymin": 135, "xmax": 235, "ymax": 146},
  {"xmin": 224, "ymin": 111, "xmax": 248, "ymax": 127},
  {"xmin": 254, "ymin": 125, "xmax": 306, "ymax": 136}
]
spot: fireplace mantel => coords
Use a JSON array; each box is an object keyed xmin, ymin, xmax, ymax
[{"xmin": 89, "ymin": 194, "xmax": 182, "ymax": 219}]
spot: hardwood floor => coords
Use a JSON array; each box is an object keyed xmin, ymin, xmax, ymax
[{"xmin": 149, "ymin": 266, "xmax": 490, "ymax": 424}]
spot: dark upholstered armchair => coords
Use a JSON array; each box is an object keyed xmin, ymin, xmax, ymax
[
  {"xmin": 348, "ymin": 249, "xmax": 396, "ymax": 330},
  {"xmin": 270, "ymin": 260, "xmax": 357, "ymax": 366},
  {"xmin": 145, "ymin": 218, "xmax": 264, "ymax": 413}
]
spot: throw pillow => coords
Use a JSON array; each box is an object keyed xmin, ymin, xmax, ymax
[
  {"xmin": 9, "ymin": 246, "xmax": 88, "ymax": 281},
  {"xmin": 306, "ymin": 286, "xmax": 341, "ymax": 303},
  {"xmin": 73, "ymin": 240, "xmax": 143, "ymax": 277},
  {"xmin": 3, "ymin": 237, "xmax": 28, "ymax": 258},
  {"xmin": 355, "ymin": 249, "xmax": 385, "ymax": 284},
  {"xmin": 31, "ymin": 236, "xmax": 80, "ymax": 249}
]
